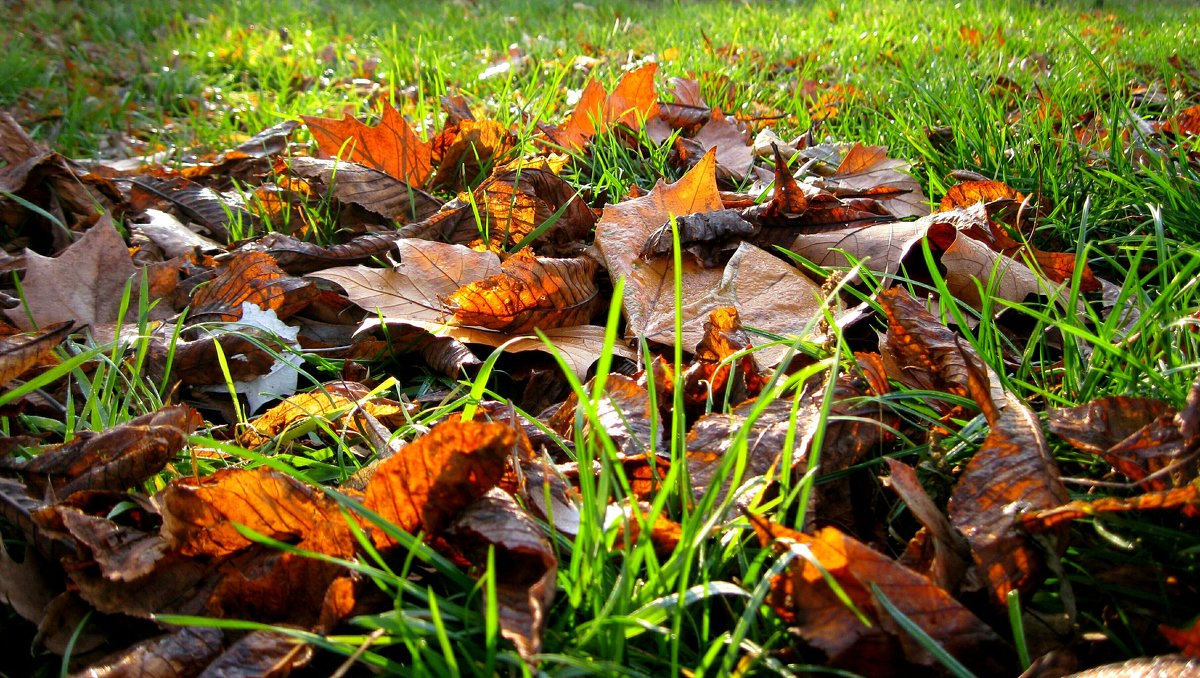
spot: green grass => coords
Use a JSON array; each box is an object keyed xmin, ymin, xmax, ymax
[{"xmin": 3, "ymin": 0, "xmax": 1200, "ymax": 675}]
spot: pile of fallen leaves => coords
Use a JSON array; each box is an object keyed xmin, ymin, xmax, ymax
[{"xmin": 1, "ymin": 64, "xmax": 1199, "ymax": 675}]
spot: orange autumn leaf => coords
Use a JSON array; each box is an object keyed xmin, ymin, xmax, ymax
[
  {"xmin": 1162, "ymin": 104, "xmax": 1200, "ymax": 136},
  {"xmin": 190, "ymin": 251, "xmax": 317, "ymax": 322},
  {"xmin": 431, "ymin": 119, "xmax": 517, "ymax": 188},
  {"xmin": 302, "ymin": 104, "xmax": 433, "ymax": 186},
  {"xmin": 938, "ymin": 180, "xmax": 1024, "ymax": 212},
  {"xmin": 1019, "ymin": 483, "xmax": 1200, "ymax": 532},
  {"xmin": 750, "ymin": 517, "xmax": 1009, "ymax": 675},
  {"xmin": 363, "ymin": 420, "xmax": 515, "ymax": 545},
  {"xmin": 161, "ymin": 466, "xmax": 353, "ymax": 559},
  {"xmin": 447, "ymin": 253, "xmax": 599, "ymax": 333},
  {"xmin": 1161, "ymin": 617, "xmax": 1200, "ymax": 657},
  {"xmin": 547, "ymin": 64, "xmax": 659, "ymax": 152}
]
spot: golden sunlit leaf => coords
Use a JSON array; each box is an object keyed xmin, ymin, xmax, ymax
[
  {"xmin": 302, "ymin": 104, "xmax": 433, "ymax": 186},
  {"xmin": 239, "ymin": 381, "xmax": 415, "ymax": 448},
  {"xmin": 1019, "ymin": 484, "xmax": 1200, "ymax": 532},
  {"xmin": 447, "ymin": 253, "xmax": 598, "ymax": 333},
  {"xmin": 363, "ymin": 420, "xmax": 515, "ymax": 545}
]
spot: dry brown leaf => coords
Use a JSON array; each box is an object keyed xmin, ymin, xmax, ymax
[
  {"xmin": 692, "ymin": 111, "xmax": 754, "ymax": 181},
  {"xmin": 947, "ymin": 338, "xmax": 1068, "ymax": 606},
  {"xmin": 447, "ymin": 253, "xmax": 599, "ymax": 333},
  {"xmin": 1047, "ymin": 397, "xmax": 1174, "ymax": 454},
  {"xmin": 75, "ymin": 627, "xmax": 225, "ymax": 678},
  {"xmin": 882, "ymin": 458, "xmax": 972, "ymax": 591},
  {"xmin": 716, "ymin": 241, "xmax": 827, "ymax": 368},
  {"xmin": 302, "ymin": 104, "xmax": 433, "ymax": 186},
  {"xmin": 311, "ymin": 238, "xmax": 503, "ymax": 323},
  {"xmin": 750, "ymin": 517, "xmax": 1010, "ymax": 675},
  {"xmin": 283, "ymin": 156, "xmax": 442, "ymax": 223},
  {"xmin": 7, "ymin": 405, "xmax": 201, "ymax": 497},
  {"xmin": 363, "ymin": 420, "xmax": 515, "ymax": 545},
  {"xmin": 817, "ymin": 143, "xmax": 929, "ymax": 219},
  {"xmin": 448, "ymin": 488, "xmax": 557, "ymax": 661},
  {"xmin": 189, "ymin": 251, "xmax": 317, "ymax": 322},
  {"xmin": 5, "ymin": 215, "xmax": 136, "ymax": 331},
  {"xmin": 0, "ymin": 321, "xmax": 72, "ymax": 388}
]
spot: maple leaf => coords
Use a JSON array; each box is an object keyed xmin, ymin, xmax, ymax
[
  {"xmin": 544, "ymin": 64, "xmax": 660, "ymax": 152},
  {"xmin": 5, "ymin": 214, "xmax": 137, "ymax": 331},
  {"xmin": 302, "ymin": 104, "xmax": 433, "ymax": 186}
]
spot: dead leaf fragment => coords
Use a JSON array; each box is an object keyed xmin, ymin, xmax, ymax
[
  {"xmin": 0, "ymin": 321, "xmax": 72, "ymax": 388},
  {"xmin": 751, "ymin": 517, "xmax": 1009, "ymax": 675}
]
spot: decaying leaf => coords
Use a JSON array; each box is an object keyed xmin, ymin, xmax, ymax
[
  {"xmin": 947, "ymin": 337, "xmax": 1068, "ymax": 606},
  {"xmin": 544, "ymin": 64, "xmax": 660, "ymax": 152},
  {"xmin": 283, "ymin": 156, "xmax": 442, "ymax": 223},
  {"xmin": 1018, "ymin": 483, "xmax": 1200, "ymax": 532},
  {"xmin": 0, "ymin": 321, "xmax": 72, "ymax": 388},
  {"xmin": 239, "ymin": 381, "xmax": 414, "ymax": 447},
  {"xmin": 448, "ymin": 488, "xmax": 557, "ymax": 661},
  {"xmin": 882, "ymin": 458, "xmax": 972, "ymax": 591},
  {"xmin": 751, "ymin": 516, "xmax": 1010, "ymax": 676},
  {"xmin": 4, "ymin": 405, "xmax": 201, "ymax": 498},
  {"xmin": 363, "ymin": 420, "xmax": 515, "ymax": 545}
]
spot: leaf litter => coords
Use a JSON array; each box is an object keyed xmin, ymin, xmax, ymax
[{"xmin": 0, "ymin": 58, "xmax": 1198, "ymax": 677}]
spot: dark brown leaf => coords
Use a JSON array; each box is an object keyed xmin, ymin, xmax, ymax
[
  {"xmin": 283, "ymin": 156, "xmax": 442, "ymax": 223},
  {"xmin": 947, "ymin": 338, "xmax": 1069, "ymax": 606},
  {"xmin": 74, "ymin": 627, "xmax": 225, "ymax": 678},
  {"xmin": 448, "ymin": 488, "xmax": 557, "ymax": 661},
  {"xmin": 0, "ymin": 321, "xmax": 72, "ymax": 388}
]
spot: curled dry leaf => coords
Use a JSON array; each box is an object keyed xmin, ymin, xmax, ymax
[
  {"xmin": 0, "ymin": 321, "xmax": 72, "ymax": 388},
  {"xmin": 947, "ymin": 337, "xmax": 1068, "ymax": 606},
  {"xmin": 303, "ymin": 103, "xmax": 433, "ymax": 186},
  {"xmin": 190, "ymin": 251, "xmax": 317, "ymax": 322},
  {"xmin": 363, "ymin": 419, "xmax": 516, "ymax": 545},
  {"xmin": 4, "ymin": 405, "xmax": 201, "ymax": 498},
  {"xmin": 447, "ymin": 488, "xmax": 557, "ymax": 661},
  {"xmin": 750, "ymin": 516, "xmax": 1010, "ymax": 676},
  {"xmin": 1018, "ymin": 483, "xmax": 1200, "ymax": 533},
  {"xmin": 549, "ymin": 373, "xmax": 660, "ymax": 456},
  {"xmin": 447, "ymin": 253, "xmax": 599, "ymax": 333},
  {"xmin": 817, "ymin": 143, "xmax": 929, "ymax": 219},
  {"xmin": 282, "ymin": 156, "xmax": 442, "ymax": 223},
  {"xmin": 1047, "ymin": 396, "xmax": 1174, "ymax": 455}
]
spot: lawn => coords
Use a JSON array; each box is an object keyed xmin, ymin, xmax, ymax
[{"xmin": 1, "ymin": 0, "xmax": 1199, "ymax": 675}]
